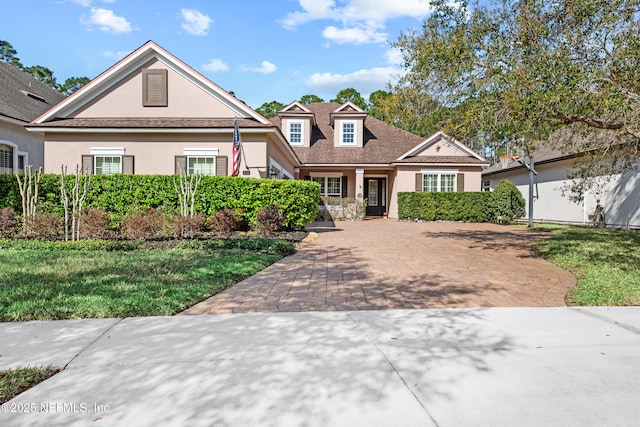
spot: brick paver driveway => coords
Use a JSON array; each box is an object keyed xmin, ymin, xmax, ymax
[{"xmin": 181, "ymin": 220, "xmax": 576, "ymax": 315}]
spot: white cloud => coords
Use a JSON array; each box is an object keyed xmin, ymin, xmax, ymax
[
  {"xmin": 103, "ymin": 50, "xmax": 130, "ymax": 59},
  {"xmin": 240, "ymin": 61, "xmax": 277, "ymax": 74},
  {"xmin": 202, "ymin": 58, "xmax": 229, "ymax": 72},
  {"xmin": 180, "ymin": 8, "xmax": 213, "ymax": 36},
  {"xmin": 306, "ymin": 66, "xmax": 400, "ymax": 95},
  {"xmin": 384, "ymin": 47, "xmax": 404, "ymax": 66},
  {"xmin": 83, "ymin": 8, "xmax": 132, "ymax": 34},
  {"xmin": 281, "ymin": 0, "xmax": 433, "ymax": 44},
  {"xmin": 322, "ymin": 25, "xmax": 387, "ymax": 45}
]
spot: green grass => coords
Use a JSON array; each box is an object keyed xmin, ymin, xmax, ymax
[
  {"xmin": 0, "ymin": 238, "xmax": 294, "ymax": 321},
  {"xmin": 532, "ymin": 226, "xmax": 640, "ymax": 306},
  {"xmin": 1, "ymin": 366, "xmax": 59, "ymax": 403}
]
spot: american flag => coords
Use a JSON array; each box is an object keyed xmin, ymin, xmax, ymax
[{"xmin": 232, "ymin": 118, "xmax": 241, "ymax": 176}]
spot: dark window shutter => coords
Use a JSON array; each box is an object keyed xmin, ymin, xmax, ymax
[
  {"xmin": 175, "ymin": 156, "xmax": 187, "ymax": 174},
  {"xmin": 303, "ymin": 176, "xmax": 311, "ymax": 180},
  {"xmin": 341, "ymin": 176, "xmax": 348, "ymax": 197},
  {"xmin": 415, "ymin": 173, "xmax": 422, "ymax": 192},
  {"xmin": 122, "ymin": 155, "xmax": 134, "ymax": 175},
  {"xmin": 457, "ymin": 173, "xmax": 464, "ymax": 192},
  {"xmin": 82, "ymin": 155, "xmax": 93, "ymax": 175},
  {"xmin": 142, "ymin": 69, "xmax": 167, "ymax": 107},
  {"xmin": 216, "ymin": 156, "xmax": 228, "ymax": 176}
]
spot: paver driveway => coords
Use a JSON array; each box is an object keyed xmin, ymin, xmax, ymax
[{"xmin": 181, "ymin": 220, "xmax": 576, "ymax": 315}]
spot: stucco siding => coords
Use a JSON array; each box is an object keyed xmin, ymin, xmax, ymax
[
  {"xmin": 0, "ymin": 119, "xmax": 44, "ymax": 170},
  {"xmin": 72, "ymin": 59, "xmax": 237, "ymax": 119}
]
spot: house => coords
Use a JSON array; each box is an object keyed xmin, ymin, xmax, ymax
[
  {"xmin": 482, "ymin": 145, "xmax": 640, "ymax": 229},
  {"xmin": 272, "ymin": 102, "xmax": 489, "ymax": 218},
  {"xmin": 27, "ymin": 41, "xmax": 299, "ymax": 180},
  {"xmin": 0, "ymin": 61, "xmax": 66, "ymax": 174},
  {"xmin": 25, "ymin": 40, "xmax": 489, "ymax": 219}
]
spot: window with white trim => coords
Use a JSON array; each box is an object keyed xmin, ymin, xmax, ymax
[
  {"xmin": 95, "ymin": 156, "xmax": 122, "ymax": 175},
  {"xmin": 188, "ymin": 156, "xmax": 215, "ymax": 175},
  {"xmin": 0, "ymin": 144, "xmax": 13, "ymax": 174},
  {"xmin": 288, "ymin": 122, "xmax": 303, "ymax": 145},
  {"xmin": 482, "ymin": 180, "xmax": 491, "ymax": 192},
  {"xmin": 422, "ymin": 172, "xmax": 456, "ymax": 192},
  {"xmin": 341, "ymin": 122, "xmax": 355, "ymax": 145},
  {"xmin": 312, "ymin": 176, "xmax": 342, "ymax": 196}
]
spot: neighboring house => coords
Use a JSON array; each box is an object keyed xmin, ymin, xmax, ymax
[
  {"xmin": 26, "ymin": 41, "xmax": 299, "ymax": 180},
  {"xmin": 24, "ymin": 40, "xmax": 489, "ymax": 219},
  {"xmin": 272, "ymin": 102, "xmax": 489, "ymax": 218},
  {"xmin": 0, "ymin": 61, "xmax": 66, "ymax": 174},
  {"xmin": 482, "ymin": 146, "xmax": 640, "ymax": 229}
]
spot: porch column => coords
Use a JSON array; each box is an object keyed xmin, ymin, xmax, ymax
[{"xmin": 355, "ymin": 168, "xmax": 364, "ymax": 200}]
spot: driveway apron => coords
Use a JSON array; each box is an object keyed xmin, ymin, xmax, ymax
[{"xmin": 180, "ymin": 220, "xmax": 576, "ymax": 315}]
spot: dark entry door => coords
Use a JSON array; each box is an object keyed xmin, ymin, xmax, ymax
[{"xmin": 364, "ymin": 178, "xmax": 386, "ymax": 216}]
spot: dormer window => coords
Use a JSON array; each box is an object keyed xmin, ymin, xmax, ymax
[
  {"xmin": 289, "ymin": 121, "xmax": 303, "ymax": 145},
  {"xmin": 341, "ymin": 122, "xmax": 356, "ymax": 145}
]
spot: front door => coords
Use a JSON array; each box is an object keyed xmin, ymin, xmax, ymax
[{"xmin": 364, "ymin": 178, "xmax": 386, "ymax": 217}]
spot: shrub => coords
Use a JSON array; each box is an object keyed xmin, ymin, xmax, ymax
[
  {"xmin": 170, "ymin": 213, "xmax": 206, "ymax": 239},
  {"xmin": 121, "ymin": 208, "xmax": 164, "ymax": 240},
  {"xmin": 208, "ymin": 208, "xmax": 244, "ymax": 239},
  {"xmin": 25, "ymin": 213, "xmax": 64, "ymax": 240},
  {"xmin": 80, "ymin": 208, "xmax": 115, "ymax": 240},
  {"xmin": 255, "ymin": 204, "xmax": 285, "ymax": 236},
  {"xmin": 398, "ymin": 192, "xmax": 493, "ymax": 222},
  {"xmin": 0, "ymin": 207, "xmax": 18, "ymax": 238},
  {"xmin": 490, "ymin": 180, "xmax": 526, "ymax": 223}
]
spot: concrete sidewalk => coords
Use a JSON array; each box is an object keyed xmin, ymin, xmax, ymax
[{"xmin": 2, "ymin": 307, "xmax": 640, "ymax": 426}]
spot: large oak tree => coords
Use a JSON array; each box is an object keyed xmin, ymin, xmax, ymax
[{"xmin": 387, "ymin": 0, "xmax": 640, "ymax": 198}]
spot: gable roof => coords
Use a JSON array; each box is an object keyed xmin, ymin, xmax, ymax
[
  {"xmin": 395, "ymin": 130, "xmax": 488, "ymax": 163},
  {"xmin": 33, "ymin": 40, "xmax": 270, "ymax": 125},
  {"xmin": 271, "ymin": 103, "xmax": 487, "ymax": 166},
  {"xmin": 0, "ymin": 61, "xmax": 66, "ymax": 123}
]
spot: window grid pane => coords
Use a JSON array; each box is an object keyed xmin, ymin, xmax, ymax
[
  {"xmin": 442, "ymin": 174, "xmax": 455, "ymax": 192},
  {"xmin": 423, "ymin": 174, "xmax": 438, "ymax": 192},
  {"xmin": 0, "ymin": 145, "xmax": 13, "ymax": 173},
  {"xmin": 311, "ymin": 177, "xmax": 325, "ymax": 195},
  {"xmin": 327, "ymin": 177, "xmax": 341, "ymax": 196},
  {"xmin": 95, "ymin": 156, "xmax": 121, "ymax": 175},
  {"xmin": 289, "ymin": 123, "xmax": 302, "ymax": 144},
  {"xmin": 188, "ymin": 157, "xmax": 215, "ymax": 175},
  {"xmin": 342, "ymin": 123, "xmax": 355, "ymax": 144}
]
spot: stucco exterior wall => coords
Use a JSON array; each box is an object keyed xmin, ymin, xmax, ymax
[
  {"xmin": 43, "ymin": 132, "xmax": 269, "ymax": 177},
  {"xmin": 485, "ymin": 159, "xmax": 640, "ymax": 228},
  {"xmin": 0, "ymin": 118, "xmax": 44, "ymax": 171},
  {"xmin": 72, "ymin": 59, "xmax": 237, "ymax": 119},
  {"xmin": 266, "ymin": 135, "xmax": 298, "ymax": 179}
]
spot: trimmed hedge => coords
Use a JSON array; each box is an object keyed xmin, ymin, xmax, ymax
[
  {"xmin": 399, "ymin": 180, "xmax": 525, "ymax": 223},
  {"xmin": 0, "ymin": 174, "xmax": 320, "ymax": 228}
]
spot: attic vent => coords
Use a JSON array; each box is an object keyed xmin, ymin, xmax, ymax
[
  {"xmin": 19, "ymin": 90, "xmax": 47, "ymax": 103},
  {"xmin": 142, "ymin": 69, "xmax": 167, "ymax": 107}
]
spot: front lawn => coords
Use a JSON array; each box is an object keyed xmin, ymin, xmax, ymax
[
  {"xmin": 1, "ymin": 366, "xmax": 59, "ymax": 404},
  {"xmin": 0, "ymin": 238, "xmax": 294, "ymax": 321},
  {"xmin": 532, "ymin": 226, "xmax": 640, "ymax": 306}
]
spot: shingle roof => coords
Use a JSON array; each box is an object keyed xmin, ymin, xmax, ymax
[
  {"xmin": 272, "ymin": 102, "xmax": 429, "ymax": 164},
  {"xmin": 393, "ymin": 156, "xmax": 488, "ymax": 164},
  {"xmin": 0, "ymin": 62, "xmax": 66, "ymax": 122},
  {"xmin": 27, "ymin": 117, "xmax": 272, "ymax": 129}
]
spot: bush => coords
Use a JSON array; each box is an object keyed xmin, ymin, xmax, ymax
[
  {"xmin": 398, "ymin": 192, "xmax": 494, "ymax": 222},
  {"xmin": 255, "ymin": 204, "xmax": 285, "ymax": 236},
  {"xmin": 317, "ymin": 197, "xmax": 366, "ymax": 221},
  {"xmin": 170, "ymin": 213, "xmax": 206, "ymax": 239},
  {"xmin": 80, "ymin": 208, "xmax": 115, "ymax": 239},
  {"xmin": 490, "ymin": 180, "xmax": 526, "ymax": 223},
  {"xmin": 121, "ymin": 208, "xmax": 164, "ymax": 240},
  {"xmin": 208, "ymin": 208, "xmax": 244, "ymax": 239},
  {"xmin": 0, "ymin": 174, "xmax": 320, "ymax": 228},
  {"xmin": 25, "ymin": 213, "xmax": 64, "ymax": 240},
  {"xmin": 0, "ymin": 207, "xmax": 17, "ymax": 238}
]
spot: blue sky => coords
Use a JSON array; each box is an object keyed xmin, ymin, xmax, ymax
[{"xmin": 0, "ymin": 0, "xmax": 435, "ymax": 109}]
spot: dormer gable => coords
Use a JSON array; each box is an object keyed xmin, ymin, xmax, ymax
[
  {"xmin": 277, "ymin": 101, "xmax": 316, "ymax": 147},
  {"xmin": 330, "ymin": 102, "xmax": 367, "ymax": 148},
  {"xmin": 396, "ymin": 131, "xmax": 487, "ymax": 162}
]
